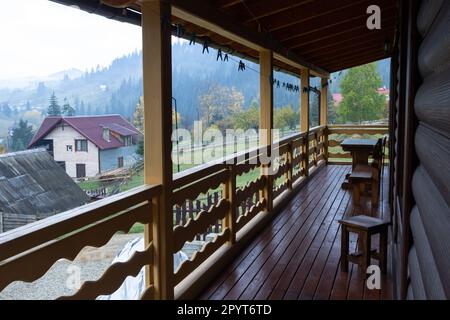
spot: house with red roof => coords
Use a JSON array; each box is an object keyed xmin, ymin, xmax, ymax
[{"xmin": 28, "ymin": 115, "xmax": 142, "ymax": 178}]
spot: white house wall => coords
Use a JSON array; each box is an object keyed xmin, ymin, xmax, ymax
[{"xmin": 45, "ymin": 125, "xmax": 99, "ymax": 178}]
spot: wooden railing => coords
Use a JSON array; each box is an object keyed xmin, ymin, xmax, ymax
[
  {"xmin": 4, "ymin": 124, "xmax": 395, "ymax": 300},
  {"xmin": 327, "ymin": 124, "xmax": 389, "ymax": 164},
  {"xmin": 0, "ymin": 185, "xmax": 161, "ymax": 300}
]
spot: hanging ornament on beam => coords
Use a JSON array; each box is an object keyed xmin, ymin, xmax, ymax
[
  {"xmin": 175, "ymin": 24, "xmax": 185, "ymax": 38},
  {"xmin": 216, "ymin": 49, "xmax": 223, "ymax": 61},
  {"xmin": 202, "ymin": 39, "xmax": 209, "ymax": 54},
  {"xmin": 238, "ymin": 60, "xmax": 246, "ymax": 71},
  {"xmin": 189, "ymin": 32, "xmax": 196, "ymax": 45}
]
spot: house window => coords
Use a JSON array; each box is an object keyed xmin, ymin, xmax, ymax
[
  {"xmin": 66, "ymin": 145, "xmax": 73, "ymax": 152},
  {"xmin": 124, "ymin": 136, "xmax": 132, "ymax": 146},
  {"xmin": 75, "ymin": 139, "xmax": 88, "ymax": 152},
  {"xmin": 118, "ymin": 156, "xmax": 124, "ymax": 168}
]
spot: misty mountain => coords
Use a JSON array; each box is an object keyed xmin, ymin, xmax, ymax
[{"xmin": 0, "ymin": 43, "xmax": 390, "ymax": 129}]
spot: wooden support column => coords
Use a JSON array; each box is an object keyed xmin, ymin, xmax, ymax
[
  {"xmin": 301, "ymin": 68, "xmax": 310, "ymax": 176},
  {"xmin": 223, "ymin": 166, "xmax": 236, "ymax": 244},
  {"xmin": 320, "ymin": 77, "xmax": 329, "ymax": 162},
  {"xmin": 259, "ymin": 49, "xmax": 273, "ymax": 211},
  {"xmin": 142, "ymin": 0, "xmax": 174, "ymax": 300}
]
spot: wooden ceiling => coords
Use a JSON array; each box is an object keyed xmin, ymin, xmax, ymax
[
  {"xmin": 169, "ymin": 0, "xmax": 398, "ymax": 75},
  {"xmin": 56, "ymin": 0, "xmax": 398, "ymax": 76}
]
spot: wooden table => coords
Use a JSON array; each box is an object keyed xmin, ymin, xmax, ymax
[{"xmin": 340, "ymin": 138, "xmax": 378, "ymax": 189}]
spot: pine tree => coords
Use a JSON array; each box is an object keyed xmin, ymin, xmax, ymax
[
  {"xmin": 11, "ymin": 119, "xmax": 34, "ymax": 151},
  {"xmin": 133, "ymin": 97, "xmax": 144, "ymax": 132},
  {"xmin": 62, "ymin": 97, "xmax": 76, "ymax": 116},
  {"xmin": 47, "ymin": 92, "xmax": 61, "ymax": 116}
]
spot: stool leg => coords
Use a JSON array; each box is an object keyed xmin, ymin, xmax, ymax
[
  {"xmin": 379, "ymin": 229, "xmax": 388, "ymax": 274},
  {"xmin": 360, "ymin": 232, "xmax": 371, "ymax": 272},
  {"xmin": 341, "ymin": 226, "xmax": 349, "ymax": 272}
]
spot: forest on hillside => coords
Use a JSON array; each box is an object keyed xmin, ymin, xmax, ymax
[{"xmin": 0, "ymin": 41, "xmax": 391, "ymax": 151}]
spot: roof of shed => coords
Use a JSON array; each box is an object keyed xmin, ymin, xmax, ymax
[{"xmin": 0, "ymin": 149, "xmax": 89, "ymax": 218}]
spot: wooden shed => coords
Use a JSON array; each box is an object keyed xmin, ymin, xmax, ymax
[{"xmin": 0, "ymin": 149, "xmax": 89, "ymax": 232}]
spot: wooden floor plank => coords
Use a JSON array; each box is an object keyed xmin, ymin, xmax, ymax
[
  {"xmin": 224, "ymin": 167, "xmax": 346, "ymax": 300},
  {"xmin": 199, "ymin": 165, "xmax": 393, "ymax": 300},
  {"xmin": 200, "ymin": 165, "xmax": 338, "ymax": 299},
  {"xmin": 241, "ymin": 167, "xmax": 349, "ymax": 300},
  {"xmin": 210, "ymin": 166, "xmax": 343, "ymax": 300}
]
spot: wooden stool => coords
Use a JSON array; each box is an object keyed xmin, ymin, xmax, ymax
[{"xmin": 339, "ymin": 215, "xmax": 388, "ymax": 274}]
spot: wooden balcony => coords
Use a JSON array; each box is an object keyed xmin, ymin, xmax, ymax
[
  {"xmin": 200, "ymin": 164, "xmax": 392, "ymax": 300},
  {"xmin": 0, "ymin": 125, "xmax": 392, "ymax": 300}
]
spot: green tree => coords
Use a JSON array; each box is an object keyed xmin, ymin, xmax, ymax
[
  {"xmin": 337, "ymin": 63, "xmax": 385, "ymax": 124},
  {"xmin": 309, "ymin": 93, "xmax": 319, "ymax": 127},
  {"xmin": 327, "ymin": 91, "xmax": 337, "ymax": 124},
  {"xmin": 198, "ymin": 84, "xmax": 244, "ymax": 130},
  {"xmin": 47, "ymin": 92, "xmax": 61, "ymax": 116},
  {"xmin": 11, "ymin": 119, "xmax": 34, "ymax": 151},
  {"xmin": 62, "ymin": 97, "xmax": 76, "ymax": 116},
  {"xmin": 274, "ymin": 105, "xmax": 298, "ymax": 133},
  {"xmin": 232, "ymin": 104, "xmax": 259, "ymax": 131},
  {"xmin": 133, "ymin": 96, "xmax": 182, "ymax": 133}
]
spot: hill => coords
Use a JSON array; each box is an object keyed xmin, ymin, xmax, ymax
[{"xmin": 0, "ymin": 43, "xmax": 391, "ymax": 134}]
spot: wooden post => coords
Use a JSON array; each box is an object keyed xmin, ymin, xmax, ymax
[
  {"xmin": 320, "ymin": 77, "xmax": 329, "ymax": 162},
  {"xmin": 142, "ymin": 0, "xmax": 174, "ymax": 300},
  {"xmin": 259, "ymin": 49, "xmax": 273, "ymax": 212},
  {"xmin": 287, "ymin": 141, "xmax": 293, "ymax": 190},
  {"xmin": 320, "ymin": 78, "xmax": 328, "ymax": 126},
  {"xmin": 301, "ymin": 68, "xmax": 310, "ymax": 176},
  {"xmin": 223, "ymin": 166, "xmax": 236, "ymax": 243}
]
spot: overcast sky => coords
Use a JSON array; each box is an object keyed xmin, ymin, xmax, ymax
[{"xmin": 0, "ymin": 0, "xmax": 142, "ymax": 80}]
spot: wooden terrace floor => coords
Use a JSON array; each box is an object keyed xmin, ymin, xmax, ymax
[{"xmin": 200, "ymin": 165, "xmax": 392, "ymax": 300}]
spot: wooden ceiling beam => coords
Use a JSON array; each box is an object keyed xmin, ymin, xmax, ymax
[
  {"xmin": 258, "ymin": 0, "xmax": 371, "ymax": 32},
  {"xmin": 313, "ymin": 47, "xmax": 387, "ymax": 67},
  {"xmin": 214, "ymin": 0, "xmax": 245, "ymax": 9},
  {"xmin": 225, "ymin": 0, "xmax": 314, "ymax": 23},
  {"xmin": 293, "ymin": 27, "xmax": 394, "ymax": 54},
  {"xmin": 303, "ymin": 41, "xmax": 388, "ymax": 62},
  {"xmin": 273, "ymin": 1, "xmax": 396, "ymax": 42},
  {"xmin": 282, "ymin": 11, "xmax": 397, "ymax": 49},
  {"xmin": 323, "ymin": 53, "xmax": 388, "ymax": 72},
  {"xmin": 168, "ymin": 0, "xmax": 329, "ymax": 76},
  {"xmin": 287, "ymin": 15, "xmax": 397, "ymax": 50},
  {"xmin": 299, "ymin": 29, "xmax": 394, "ymax": 56}
]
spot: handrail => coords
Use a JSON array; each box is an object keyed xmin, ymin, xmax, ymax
[
  {"xmin": 0, "ymin": 184, "xmax": 161, "ymax": 298},
  {"xmin": 327, "ymin": 124, "xmax": 389, "ymax": 163}
]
